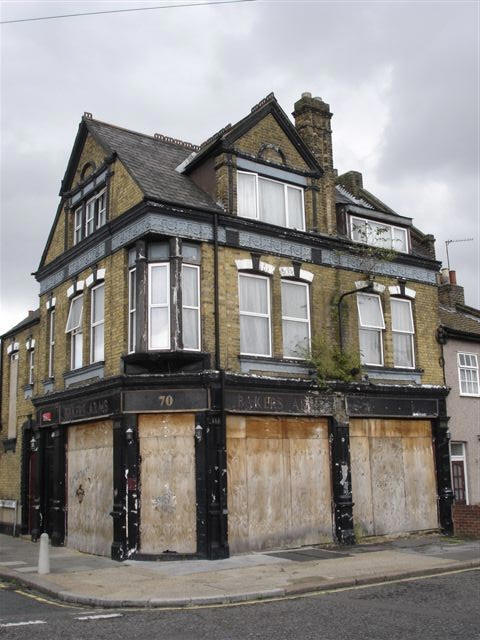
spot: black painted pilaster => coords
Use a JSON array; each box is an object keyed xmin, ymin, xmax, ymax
[
  {"xmin": 125, "ymin": 414, "xmax": 139, "ymax": 556},
  {"xmin": 30, "ymin": 429, "xmax": 44, "ymax": 541},
  {"xmin": 111, "ymin": 416, "xmax": 127, "ymax": 560},
  {"xmin": 433, "ymin": 410, "xmax": 454, "ymax": 534},
  {"xmin": 20, "ymin": 420, "xmax": 32, "ymax": 535},
  {"xmin": 204, "ymin": 409, "xmax": 229, "ymax": 559},
  {"xmin": 49, "ymin": 427, "xmax": 66, "ymax": 546},
  {"xmin": 170, "ymin": 237, "xmax": 183, "ymax": 351},
  {"xmin": 195, "ymin": 412, "xmax": 208, "ymax": 557},
  {"xmin": 330, "ymin": 396, "xmax": 355, "ymax": 545},
  {"xmin": 135, "ymin": 240, "xmax": 148, "ymax": 352}
]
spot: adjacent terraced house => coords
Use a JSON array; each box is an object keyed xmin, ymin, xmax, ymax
[{"xmin": 0, "ymin": 92, "xmax": 454, "ymax": 559}]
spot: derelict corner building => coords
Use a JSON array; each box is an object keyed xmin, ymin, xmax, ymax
[{"xmin": 0, "ymin": 92, "xmax": 454, "ymax": 560}]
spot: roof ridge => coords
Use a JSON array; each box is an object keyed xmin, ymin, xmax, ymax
[
  {"xmin": 85, "ymin": 116, "xmax": 198, "ymax": 151},
  {"xmin": 335, "ymin": 183, "xmax": 374, "ymax": 209}
]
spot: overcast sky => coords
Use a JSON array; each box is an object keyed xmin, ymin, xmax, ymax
[{"xmin": 1, "ymin": 0, "xmax": 478, "ymax": 334}]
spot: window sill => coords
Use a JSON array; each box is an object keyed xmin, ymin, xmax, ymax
[
  {"xmin": 64, "ymin": 361, "xmax": 105, "ymax": 388},
  {"xmin": 239, "ymin": 355, "xmax": 310, "ymax": 376},
  {"xmin": 362, "ymin": 365, "xmax": 423, "ymax": 384},
  {"xmin": 2, "ymin": 438, "xmax": 16, "ymax": 453}
]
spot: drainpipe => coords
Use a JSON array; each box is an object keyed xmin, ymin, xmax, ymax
[{"xmin": 213, "ymin": 213, "xmax": 221, "ymax": 371}]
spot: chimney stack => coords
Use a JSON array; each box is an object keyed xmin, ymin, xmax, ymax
[
  {"xmin": 293, "ymin": 92, "xmax": 335, "ymax": 233},
  {"xmin": 293, "ymin": 93, "xmax": 334, "ymax": 170},
  {"xmin": 438, "ymin": 269, "xmax": 465, "ymax": 307},
  {"xmin": 337, "ymin": 170, "xmax": 363, "ymax": 197}
]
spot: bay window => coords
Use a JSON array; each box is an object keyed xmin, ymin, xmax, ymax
[
  {"xmin": 90, "ymin": 283, "xmax": 105, "ymax": 363},
  {"xmin": 182, "ymin": 264, "xmax": 200, "ymax": 351},
  {"xmin": 357, "ymin": 293, "xmax": 385, "ymax": 366},
  {"xmin": 85, "ymin": 189, "xmax": 106, "ymax": 238},
  {"xmin": 350, "ymin": 216, "xmax": 408, "ymax": 253},
  {"xmin": 148, "ymin": 263, "xmax": 170, "ymax": 350},
  {"xmin": 391, "ymin": 298, "xmax": 415, "ymax": 368},
  {"xmin": 458, "ymin": 353, "xmax": 479, "ymax": 396},
  {"xmin": 237, "ymin": 171, "xmax": 305, "ymax": 231},
  {"xmin": 281, "ymin": 280, "xmax": 310, "ymax": 358},
  {"xmin": 66, "ymin": 295, "xmax": 83, "ymax": 370},
  {"xmin": 239, "ymin": 273, "xmax": 271, "ymax": 357}
]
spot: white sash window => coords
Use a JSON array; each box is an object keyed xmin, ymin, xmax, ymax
[
  {"xmin": 357, "ymin": 293, "xmax": 385, "ymax": 366},
  {"xmin": 66, "ymin": 295, "xmax": 83, "ymax": 370},
  {"xmin": 182, "ymin": 264, "xmax": 200, "ymax": 351},
  {"xmin": 391, "ymin": 298, "xmax": 415, "ymax": 368},
  {"xmin": 148, "ymin": 263, "xmax": 170, "ymax": 350},
  {"xmin": 281, "ymin": 281, "xmax": 310, "ymax": 358},
  {"xmin": 90, "ymin": 283, "xmax": 105, "ymax": 363},
  {"xmin": 239, "ymin": 273, "xmax": 271, "ymax": 357}
]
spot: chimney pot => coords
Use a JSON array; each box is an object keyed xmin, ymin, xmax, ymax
[
  {"xmin": 301, "ymin": 92, "xmax": 312, "ymax": 98},
  {"xmin": 449, "ymin": 270, "xmax": 457, "ymax": 285}
]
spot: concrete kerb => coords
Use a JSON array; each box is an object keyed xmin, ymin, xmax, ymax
[{"xmin": 0, "ymin": 560, "xmax": 478, "ymax": 608}]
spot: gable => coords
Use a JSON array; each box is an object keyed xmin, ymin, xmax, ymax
[
  {"xmin": 72, "ymin": 134, "xmax": 109, "ymax": 189},
  {"xmin": 233, "ymin": 113, "xmax": 310, "ymax": 172}
]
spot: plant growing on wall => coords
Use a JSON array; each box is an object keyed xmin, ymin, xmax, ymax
[{"xmin": 302, "ymin": 336, "xmax": 361, "ymax": 385}]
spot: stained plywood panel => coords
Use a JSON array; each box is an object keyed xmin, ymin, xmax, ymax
[
  {"xmin": 350, "ymin": 436, "xmax": 374, "ymax": 536},
  {"xmin": 370, "ymin": 437, "xmax": 406, "ymax": 535},
  {"xmin": 350, "ymin": 419, "xmax": 438, "ymax": 537},
  {"xmin": 227, "ymin": 416, "xmax": 332, "ymax": 553},
  {"xmin": 67, "ymin": 421, "xmax": 113, "ymax": 557},
  {"xmin": 139, "ymin": 413, "xmax": 196, "ymax": 554},
  {"xmin": 402, "ymin": 437, "xmax": 438, "ymax": 531}
]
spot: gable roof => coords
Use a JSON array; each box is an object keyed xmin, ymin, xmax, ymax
[
  {"xmin": 1, "ymin": 309, "xmax": 40, "ymax": 339},
  {"xmin": 183, "ymin": 93, "xmax": 322, "ymax": 174},
  {"xmin": 61, "ymin": 117, "xmax": 222, "ymax": 212}
]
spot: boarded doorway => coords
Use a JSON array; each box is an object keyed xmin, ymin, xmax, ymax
[
  {"xmin": 67, "ymin": 420, "xmax": 113, "ymax": 556},
  {"xmin": 227, "ymin": 415, "xmax": 332, "ymax": 553},
  {"xmin": 350, "ymin": 419, "xmax": 438, "ymax": 537},
  {"xmin": 138, "ymin": 413, "xmax": 196, "ymax": 554}
]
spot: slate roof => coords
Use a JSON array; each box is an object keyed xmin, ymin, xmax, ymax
[
  {"xmin": 439, "ymin": 304, "xmax": 480, "ymax": 339},
  {"xmin": 2, "ymin": 309, "xmax": 40, "ymax": 339},
  {"xmin": 85, "ymin": 119, "xmax": 222, "ymax": 212}
]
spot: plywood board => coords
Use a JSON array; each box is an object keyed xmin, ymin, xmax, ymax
[
  {"xmin": 350, "ymin": 419, "xmax": 438, "ymax": 537},
  {"xmin": 139, "ymin": 413, "xmax": 196, "ymax": 554},
  {"xmin": 227, "ymin": 416, "xmax": 332, "ymax": 553},
  {"xmin": 67, "ymin": 421, "xmax": 113, "ymax": 557},
  {"xmin": 350, "ymin": 435, "xmax": 375, "ymax": 536}
]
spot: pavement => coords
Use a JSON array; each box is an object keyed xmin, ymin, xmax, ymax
[{"xmin": 0, "ymin": 532, "xmax": 478, "ymax": 608}]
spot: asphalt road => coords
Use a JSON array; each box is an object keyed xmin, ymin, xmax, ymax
[{"xmin": 0, "ymin": 569, "xmax": 478, "ymax": 640}]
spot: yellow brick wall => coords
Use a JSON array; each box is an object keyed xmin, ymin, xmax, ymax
[
  {"xmin": 234, "ymin": 114, "xmax": 309, "ymax": 171},
  {"xmin": 0, "ymin": 322, "xmax": 38, "ymax": 501},
  {"xmin": 217, "ymin": 247, "xmax": 443, "ymax": 385},
  {"xmin": 109, "ymin": 159, "xmax": 143, "ymax": 220}
]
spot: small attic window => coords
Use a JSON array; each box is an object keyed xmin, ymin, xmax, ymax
[{"xmin": 350, "ymin": 215, "xmax": 409, "ymax": 254}]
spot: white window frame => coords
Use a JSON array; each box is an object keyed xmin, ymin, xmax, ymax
[
  {"xmin": 74, "ymin": 207, "xmax": 82, "ymax": 245},
  {"xmin": 350, "ymin": 215, "xmax": 409, "ymax": 253},
  {"xmin": 28, "ymin": 348, "xmax": 35, "ymax": 385},
  {"xmin": 48, "ymin": 309, "xmax": 55, "ymax": 378},
  {"xmin": 8, "ymin": 352, "xmax": 19, "ymax": 439},
  {"xmin": 182, "ymin": 264, "xmax": 201, "ymax": 352},
  {"xmin": 281, "ymin": 280, "xmax": 311, "ymax": 359},
  {"xmin": 85, "ymin": 188, "xmax": 106, "ymax": 238},
  {"xmin": 65, "ymin": 294, "xmax": 84, "ymax": 370},
  {"xmin": 237, "ymin": 170, "xmax": 305, "ymax": 231},
  {"xmin": 128, "ymin": 267, "xmax": 136, "ymax": 354},
  {"xmin": 96, "ymin": 189, "xmax": 107, "ymax": 227},
  {"xmin": 450, "ymin": 442, "xmax": 469, "ymax": 504},
  {"xmin": 457, "ymin": 352, "xmax": 480, "ymax": 397},
  {"xmin": 148, "ymin": 262, "xmax": 170, "ymax": 351},
  {"xmin": 357, "ymin": 293, "xmax": 385, "ymax": 366},
  {"xmin": 90, "ymin": 283, "xmax": 105, "ymax": 364},
  {"xmin": 238, "ymin": 272, "xmax": 272, "ymax": 357},
  {"xmin": 391, "ymin": 298, "xmax": 415, "ymax": 369}
]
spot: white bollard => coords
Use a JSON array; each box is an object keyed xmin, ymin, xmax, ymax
[{"xmin": 38, "ymin": 532, "xmax": 50, "ymax": 575}]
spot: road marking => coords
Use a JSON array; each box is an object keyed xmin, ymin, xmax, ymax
[
  {"xmin": 14, "ymin": 589, "xmax": 81, "ymax": 609},
  {"xmin": 0, "ymin": 561, "xmax": 27, "ymax": 566},
  {"xmin": 75, "ymin": 613, "xmax": 122, "ymax": 620},
  {"xmin": 0, "ymin": 620, "xmax": 47, "ymax": 627}
]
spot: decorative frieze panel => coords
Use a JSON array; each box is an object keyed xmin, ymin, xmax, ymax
[{"xmin": 238, "ymin": 231, "xmax": 312, "ymax": 262}]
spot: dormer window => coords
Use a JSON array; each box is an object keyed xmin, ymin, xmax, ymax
[
  {"xmin": 237, "ymin": 171, "xmax": 305, "ymax": 231},
  {"xmin": 350, "ymin": 215, "xmax": 408, "ymax": 253}
]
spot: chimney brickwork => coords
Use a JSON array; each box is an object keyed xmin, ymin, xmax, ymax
[{"xmin": 293, "ymin": 92, "xmax": 336, "ymax": 234}]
